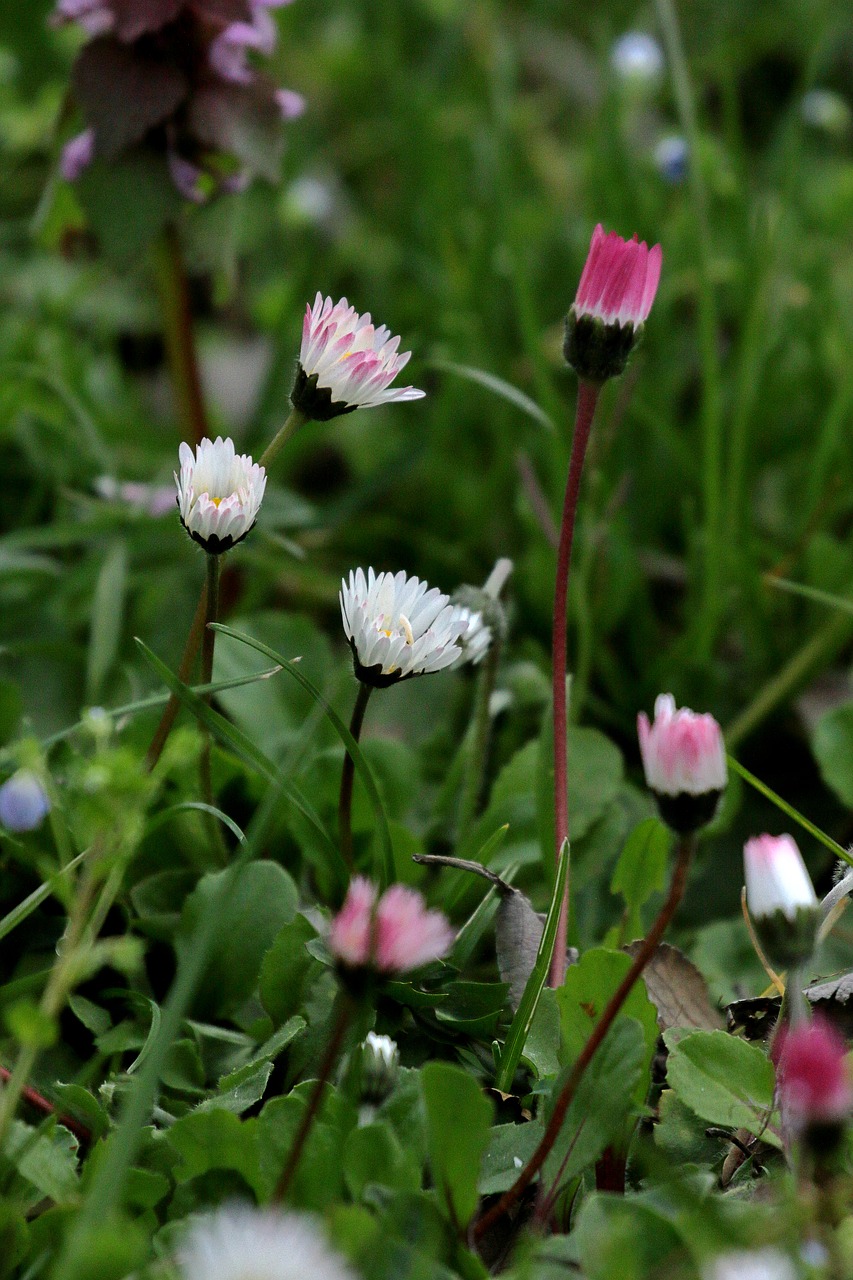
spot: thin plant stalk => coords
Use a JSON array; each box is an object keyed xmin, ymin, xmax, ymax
[
  {"xmin": 259, "ymin": 407, "xmax": 308, "ymax": 471},
  {"xmin": 145, "ymin": 580, "xmax": 208, "ymax": 772},
  {"xmin": 549, "ymin": 379, "xmax": 600, "ymax": 988},
  {"xmin": 199, "ymin": 554, "xmax": 227, "ymax": 861},
  {"xmin": 154, "ymin": 223, "xmax": 208, "ymax": 447},
  {"xmin": 458, "ymin": 636, "xmax": 502, "ymax": 838},
  {"xmin": 338, "ymin": 683, "xmax": 373, "ymax": 867},
  {"xmin": 272, "ymin": 998, "xmax": 351, "ymax": 1202},
  {"xmin": 475, "ymin": 831, "xmax": 696, "ymax": 1241}
]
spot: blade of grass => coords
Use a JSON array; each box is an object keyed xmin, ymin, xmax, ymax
[
  {"xmin": 211, "ymin": 624, "xmax": 395, "ymax": 889},
  {"xmin": 0, "ymin": 849, "xmax": 89, "ymax": 945},
  {"xmin": 763, "ymin": 575, "xmax": 853, "ymax": 617},
  {"xmin": 727, "ymin": 755, "xmax": 851, "ymax": 866},
  {"xmin": 145, "ymin": 802, "xmax": 246, "ymax": 846},
  {"xmin": 430, "ymin": 359, "xmax": 554, "ymax": 432},
  {"xmin": 493, "ymin": 840, "xmax": 569, "ymax": 1093}
]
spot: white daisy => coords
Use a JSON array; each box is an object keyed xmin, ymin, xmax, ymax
[
  {"xmin": 340, "ymin": 567, "xmax": 468, "ymax": 687},
  {"xmin": 175, "ymin": 436, "xmax": 266, "ymax": 554},
  {"xmin": 292, "ymin": 294, "xmax": 425, "ymax": 420},
  {"xmin": 179, "ymin": 1205, "xmax": 357, "ymax": 1280}
]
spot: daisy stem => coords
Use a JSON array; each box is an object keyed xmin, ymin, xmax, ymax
[
  {"xmin": 154, "ymin": 223, "xmax": 209, "ymax": 447},
  {"xmin": 548, "ymin": 379, "xmax": 600, "ymax": 989},
  {"xmin": 474, "ymin": 831, "xmax": 695, "ymax": 1243},
  {"xmin": 338, "ymin": 683, "xmax": 373, "ymax": 867},
  {"xmin": 144, "ymin": 580, "xmax": 208, "ymax": 772},
  {"xmin": 200, "ymin": 554, "xmax": 227, "ymax": 862},
  {"xmin": 272, "ymin": 998, "xmax": 351, "ymax": 1203},
  {"xmin": 259, "ymin": 407, "xmax": 308, "ymax": 471},
  {"xmin": 458, "ymin": 636, "xmax": 502, "ymax": 838}
]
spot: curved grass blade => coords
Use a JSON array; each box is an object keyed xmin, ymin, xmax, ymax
[
  {"xmin": 763, "ymin": 574, "xmax": 853, "ymax": 617},
  {"xmin": 728, "ymin": 755, "xmax": 851, "ymax": 866},
  {"xmin": 430, "ymin": 359, "xmax": 554, "ymax": 432},
  {"xmin": 211, "ymin": 623, "xmax": 395, "ymax": 888},
  {"xmin": 135, "ymin": 639, "xmax": 348, "ymax": 888},
  {"xmin": 493, "ymin": 840, "xmax": 569, "ymax": 1093},
  {"xmin": 0, "ymin": 849, "xmax": 89, "ymax": 945},
  {"xmin": 146, "ymin": 802, "xmax": 246, "ymax": 846}
]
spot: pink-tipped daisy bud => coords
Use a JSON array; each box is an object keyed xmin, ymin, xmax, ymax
[
  {"xmin": 328, "ymin": 877, "xmax": 454, "ymax": 977},
  {"xmin": 775, "ymin": 1017, "xmax": 853, "ymax": 1153},
  {"xmin": 564, "ymin": 223, "xmax": 662, "ymax": 384},
  {"xmin": 340, "ymin": 568, "xmax": 469, "ymax": 688},
  {"xmin": 175, "ymin": 436, "xmax": 266, "ymax": 555},
  {"xmin": 292, "ymin": 294, "xmax": 425, "ymax": 420},
  {"xmin": 637, "ymin": 694, "xmax": 727, "ymax": 832},
  {"xmin": 0, "ymin": 770, "xmax": 51, "ymax": 833},
  {"xmin": 179, "ymin": 1204, "xmax": 357, "ymax": 1280},
  {"xmin": 743, "ymin": 834, "xmax": 819, "ymax": 968}
]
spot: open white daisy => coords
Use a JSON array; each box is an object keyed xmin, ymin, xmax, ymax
[
  {"xmin": 175, "ymin": 436, "xmax": 266, "ymax": 554},
  {"xmin": 340, "ymin": 567, "xmax": 468, "ymax": 687},
  {"xmin": 179, "ymin": 1204, "xmax": 357, "ymax": 1280},
  {"xmin": 292, "ymin": 294, "xmax": 425, "ymax": 420}
]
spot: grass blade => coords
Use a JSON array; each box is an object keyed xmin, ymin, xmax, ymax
[{"xmin": 728, "ymin": 755, "xmax": 851, "ymax": 866}]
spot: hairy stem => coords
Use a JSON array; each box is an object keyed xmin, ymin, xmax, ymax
[
  {"xmin": 273, "ymin": 1000, "xmax": 351, "ymax": 1202},
  {"xmin": 475, "ymin": 831, "xmax": 695, "ymax": 1241},
  {"xmin": 338, "ymin": 683, "xmax": 372, "ymax": 867},
  {"xmin": 549, "ymin": 379, "xmax": 600, "ymax": 988},
  {"xmin": 145, "ymin": 580, "xmax": 208, "ymax": 772},
  {"xmin": 154, "ymin": 223, "xmax": 208, "ymax": 447}
]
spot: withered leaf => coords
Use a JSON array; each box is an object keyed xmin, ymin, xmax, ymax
[
  {"xmin": 625, "ymin": 941, "xmax": 724, "ymax": 1032},
  {"xmin": 74, "ymin": 39, "xmax": 188, "ymax": 159}
]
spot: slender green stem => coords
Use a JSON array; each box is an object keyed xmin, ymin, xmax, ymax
[
  {"xmin": 272, "ymin": 999, "xmax": 351, "ymax": 1202},
  {"xmin": 549, "ymin": 380, "xmax": 599, "ymax": 989},
  {"xmin": 458, "ymin": 637, "xmax": 502, "ymax": 838},
  {"xmin": 154, "ymin": 223, "xmax": 209, "ymax": 446},
  {"xmin": 199, "ymin": 555, "xmax": 226, "ymax": 862},
  {"xmin": 145, "ymin": 580, "xmax": 208, "ymax": 772},
  {"xmin": 654, "ymin": 0, "xmax": 723, "ymax": 656},
  {"xmin": 259, "ymin": 407, "xmax": 308, "ymax": 471},
  {"xmin": 338, "ymin": 683, "xmax": 373, "ymax": 867},
  {"xmin": 476, "ymin": 831, "xmax": 695, "ymax": 1242}
]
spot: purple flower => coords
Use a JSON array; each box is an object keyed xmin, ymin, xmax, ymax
[
  {"xmin": 60, "ymin": 128, "xmax": 95, "ymax": 181},
  {"xmin": 0, "ymin": 771, "xmax": 51, "ymax": 833}
]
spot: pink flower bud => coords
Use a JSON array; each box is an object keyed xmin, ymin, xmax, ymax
[
  {"xmin": 328, "ymin": 877, "xmax": 454, "ymax": 976},
  {"xmin": 637, "ymin": 694, "xmax": 726, "ymax": 831},
  {"xmin": 776, "ymin": 1018, "xmax": 853, "ymax": 1136},
  {"xmin": 744, "ymin": 834, "xmax": 818, "ymax": 922},
  {"xmin": 60, "ymin": 128, "xmax": 95, "ymax": 182}
]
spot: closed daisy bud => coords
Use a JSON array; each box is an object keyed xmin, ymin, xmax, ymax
[
  {"xmin": 564, "ymin": 223, "xmax": 662, "ymax": 384},
  {"xmin": 328, "ymin": 876, "xmax": 454, "ymax": 977},
  {"xmin": 292, "ymin": 294, "xmax": 425, "ymax": 420},
  {"xmin": 179, "ymin": 1204, "xmax": 357, "ymax": 1280},
  {"xmin": 0, "ymin": 770, "xmax": 50, "ymax": 833},
  {"xmin": 702, "ymin": 1249, "xmax": 798, "ymax": 1280},
  {"xmin": 744, "ymin": 834, "xmax": 819, "ymax": 968},
  {"xmin": 637, "ymin": 694, "xmax": 727, "ymax": 832},
  {"xmin": 175, "ymin": 436, "xmax": 266, "ymax": 555},
  {"xmin": 361, "ymin": 1031, "xmax": 400, "ymax": 1104},
  {"xmin": 776, "ymin": 1017, "xmax": 853, "ymax": 1152},
  {"xmin": 340, "ymin": 568, "xmax": 468, "ymax": 688}
]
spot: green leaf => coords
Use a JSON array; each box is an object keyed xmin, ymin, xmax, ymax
[
  {"xmin": 259, "ymin": 915, "xmax": 320, "ymax": 1026},
  {"xmin": 168, "ymin": 1109, "xmax": 262, "ymax": 1194},
  {"xmin": 537, "ymin": 720, "xmax": 625, "ymax": 883},
  {"xmin": 557, "ymin": 948, "xmax": 658, "ymax": 1095},
  {"xmin": 664, "ymin": 1029, "xmax": 778, "ymax": 1142},
  {"xmin": 542, "ymin": 1017, "xmax": 646, "ymax": 1192},
  {"xmin": 77, "ymin": 153, "xmax": 181, "ymax": 261},
  {"xmin": 343, "ymin": 1122, "xmax": 420, "ymax": 1199},
  {"xmin": 86, "ymin": 540, "xmax": 127, "ymax": 702},
  {"xmin": 4, "ymin": 1121, "xmax": 79, "ymax": 1204},
  {"xmin": 610, "ymin": 818, "xmax": 670, "ymax": 922},
  {"xmin": 178, "ymin": 861, "xmax": 299, "ymax": 1018},
  {"xmin": 421, "ymin": 1062, "xmax": 493, "ymax": 1228},
  {"xmin": 479, "ymin": 1121, "xmax": 544, "ymax": 1195},
  {"xmin": 813, "ymin": 705, "xmax": 853, "ymax": 810},
  {"xmin": 574, "ymin": 1194, "xmax": 687, "ymax": 1280}
]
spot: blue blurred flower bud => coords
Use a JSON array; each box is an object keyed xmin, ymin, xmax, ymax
[
  {"xmin": 800, "ymin": 88, "xmax": 851, "ymax": 137},
  {"xmin": 0, "ymin": 770, "xmax": 51, "ymax": 833},
  {"xmin": 610, "ymin": 32, "xmax": 664, "ymax": 89},
  {"xmin": 654, "ymin": 135, "xmax": 689, "ymax": 183}
]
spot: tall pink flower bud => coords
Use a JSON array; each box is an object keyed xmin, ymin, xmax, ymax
[
  {"xmin": 776, "ymin": 1017, "xmax": 853, "ymax": 1151},
  {"xmin": 328, "ymin": 877, "xmax": 454, "ymax": 978},
  {"xmin": 637, "ymin": 694, "xmax": 727, "ymax": 832},
  {"xmin": 743, "ymin": 834, "xmax": 819, "ymax": 968},
  {"xmin": 564, "ymin": 223, "xmax": 662, "ymax": 384}
]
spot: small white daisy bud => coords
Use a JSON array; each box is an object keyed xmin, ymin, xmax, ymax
[
  {"xmin": 361, "ymin": 1031, "xmax": 400, "ymax": 1104},
  {"xmin": 292, "ymin": 294, "xmax": 425, "ymax": 420},
  {"xmin": 743, "ymin": 834, "xmax": 820, "ymax": 968},
  {"xmin": 179, "ymin": 1205, "xmax": 357, "ymax": 1280},
  {"xmin": 340, "ymin": 567, "xmax": 468, "ymax": 687},
  {"xmin": 175, "ymin": 436, "xmax": 266, "ymax": 555}
]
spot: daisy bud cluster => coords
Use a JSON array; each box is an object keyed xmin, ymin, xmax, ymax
[
  {"xmin": 743, "ymin": 834, "xmax": 819, "ymax": 968},
  {"xmin": 340, "ymin": 568, "xmax": 469, "ymax": 687},
  {"xmin": 179, "ymin": 1204, "xmax": 356, "ymax": 1280},
  {"xmin": 175, "ymin": 437, "xmax": 266, "ymax": 555},
  {"xmin": 55, "ymin": 0, "xmax": 303, "ymax": 200},
  {"xmin": 775, "ymin": 1017, "xmax": 853, "ymax": 1154},
  {"xmin": 564, "ymin": 223, "xmax": 662, "ymax": 384},
  {"xmin": 328, "ymin": 877, "xmax": 454, "ymax": 977},
  {"xmin": 292, "ymin": 294, "xmax": 425, "ymax": 421},
  {"xmin": 637, "ymin": 694, "xmax": 727, "ymax": 832}
]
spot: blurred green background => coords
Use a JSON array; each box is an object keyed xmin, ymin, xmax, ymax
[{"xmin": 4, "ymin": 0, "xmax": 853, "ymax": 952}]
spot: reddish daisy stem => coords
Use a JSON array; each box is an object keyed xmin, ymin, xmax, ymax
[
  {"xmin": 475, "ymin": 831, "xmax": 695, "ymax": 1243},
  {"xmin": 548, "ymin": 379, "xmax": 600, "ymax": 989},
  {"xmin": 0, "ymin": 1065, "xmax": 90, "ymax": 1145}
]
